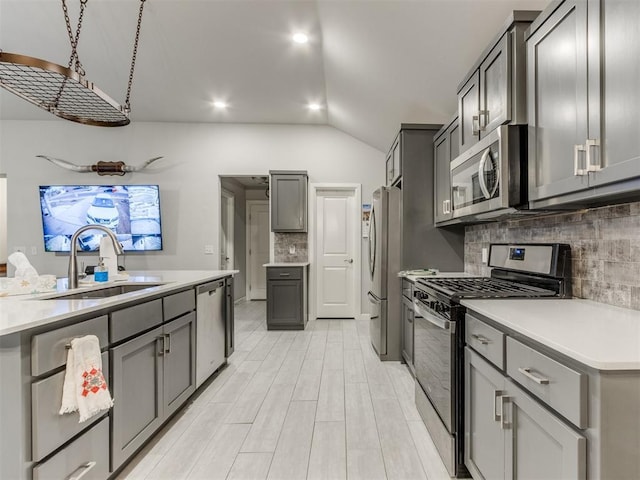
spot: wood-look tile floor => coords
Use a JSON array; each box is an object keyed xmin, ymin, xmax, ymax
[{"xmin": 116, "ymin": 300, "xmax": 450, "ymax": 480}]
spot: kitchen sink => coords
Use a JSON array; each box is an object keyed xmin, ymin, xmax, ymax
[{"xmin": 40, "ymin": 283, "xmax": 165, "ymax": 300}]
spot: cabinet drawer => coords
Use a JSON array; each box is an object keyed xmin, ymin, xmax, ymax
[
  {"xmin": 466, "ymin": 314, "xmax": 505, "ymax": 370},
  {"xmin": 31, "ymin": 315, "xmax": 108, "ymax": 376},
  {"xmin": 163, "ymin": 289, "xmax": 195, "ymax": 321},
  {"xmin": 506, "ymin": 337, "xmax": 587, "ymax": 428},
  {"xmin": 32, "ymin": 416, "xmax": 109, "ymax": 480},
  {"xmin": 110, "ymin": 299, "xmax": 162, "ymax": 343},
  {"xmin": 32, "ymin": 353, "xmax": 109, "ymax": 461},
  {"xmin": 267, "ymin": 267, "xmax": 302, "ymax": 280}
]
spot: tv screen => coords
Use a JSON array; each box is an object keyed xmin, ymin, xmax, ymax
[{"xmin": 39, "ymin": 185, "xmax": 163, "ymax": 252}]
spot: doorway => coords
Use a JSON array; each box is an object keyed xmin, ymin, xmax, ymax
[
  {"xmin": 247, "ymin": 200, "xmax": 269, "ymax": 300},
  {"xmin": 310, "ymin": 184, "xmax": 361, "ymax": 319},
  {"xmin": 219, "ymin": 175, "xmax": 270, "ymax": 303}
]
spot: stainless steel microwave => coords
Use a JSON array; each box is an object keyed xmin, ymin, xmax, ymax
[{"xmin": 450, "ymin": 125, "xmax": 528, "ymax": 220}]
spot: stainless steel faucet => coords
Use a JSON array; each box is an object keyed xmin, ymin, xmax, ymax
[{"xmin": 68, "ymin": 225, "xmax": 124, "ymax": 289}]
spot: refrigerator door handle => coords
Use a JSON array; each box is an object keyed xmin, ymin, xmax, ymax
[{"xmin": 367, "ymin": 291, "xmax": 381, "ymax": 304}]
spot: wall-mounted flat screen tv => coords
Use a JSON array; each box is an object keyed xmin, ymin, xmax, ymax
[{"xmin": 39, "ymin": 185, "xmax": 163, "ymax": 252}]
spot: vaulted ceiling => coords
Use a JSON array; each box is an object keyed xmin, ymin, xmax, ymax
[{"xmin": 0, "ymin": 0, "xmax": 550, "ymax": 151}]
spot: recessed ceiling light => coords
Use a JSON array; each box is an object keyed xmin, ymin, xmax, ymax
[
  {"xmin": 213, "ymin": 100, "xmax": 227, "ymax": 109},
  {"xmin": 292, "ymin": 32, "xmax": 309, "ymax": 44},
  {"xmin": 308, "ymin": 103, "xmax": 322, "ymax": 111}
]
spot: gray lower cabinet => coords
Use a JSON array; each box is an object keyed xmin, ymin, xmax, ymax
[
  {"xmin": 527, "ymin": 0, "xmax": 640, "ymax": 208},
  {"xmin": 401, "ymin": 294, "xmax": 414, "ymax": 372},
  {"xmin": 266, "ymin": 266, "xmax": 307, "ymax": 330},
  {"xmin": 270, "ymin": 171, "xmax": 308, "ymax": 232},
  {"xmin": 465, "ymin": 347, "xmax": 586, "ymax": 480},
  {"xmin": 111, "ymin": 312, "xmax": 196, "ymax": 471}
]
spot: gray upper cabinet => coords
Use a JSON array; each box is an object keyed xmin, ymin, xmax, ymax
[
  {"xmin": 385, "ymin": 135, "xmax": 402, "ymax": 186},
  {"xmin": 270, "ymin": 171, "xmax": 308, "ymax": 232},
  {"xmin": 457, "ymin": 11, "xmax": 537, "ymax": 155},
  {"xmin": 434, "ymin": 116, "xmax": 458, "ymax": 224},
  {"xmin": 527, "ymin": 0, "xmax": 640, "ymax": 208}
]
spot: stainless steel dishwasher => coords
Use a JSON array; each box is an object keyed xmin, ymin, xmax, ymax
[{"xmin": 196, "ymin": 280, "xmax": 226, "ymax": 387}]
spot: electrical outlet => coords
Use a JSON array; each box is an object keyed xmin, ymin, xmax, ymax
[
  {"xmin": 30, "ymin": 246, "xmax": 38, "ymax": 255},
  {"xmin": 482, "ymin": 248, "xmax": 488, "ymax": 264},
  {"xmin": 289, "ymin": 245, "xmax": 296, "ymax": 254},
  {"xmin": 13, "ymin": 246, "xmax": 26, "ymax": 254},
  {"xmin": 204, "ymin": 245, "xmax": 215, "ymax": 255}
]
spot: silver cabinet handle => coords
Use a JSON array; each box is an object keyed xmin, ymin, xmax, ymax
[
  {"xmin": 157, "ymin": 336, "xmax": 165, "ymax": 356},
  {"xmin": 586, "ymin": 138, "xmax": 601, "ymax": 172},
  {"xmin": 470, "ymin": 333, "xmax": 490, "ymax": 345},
  {"xmin": 478, "ymin": 110, "xmax": 489, "ymax": 131},
  {"xmin": 472, "ymin": 114, "xmax": 480, "ymax": 135},
  {"xmin": 574, "ymin": 144, "xmax": 587, "ymax": 176},
  {"xmin": 67, "ymin": 461, "xmax": 97, "ymax": 480},
  {"xmin": 499, "ymin": 395, "xmax": 511, "ymax": 430},
  {"xmin": 518, "ymin": 367, "xmax": 550, "ymax": 385},
  {"xmin": 165, "ymin": 333, "xmax": 171, "ymax": 354},
  {"xmin": 493, "ymin": 390, "xmax": 503, "ymax": 422}
]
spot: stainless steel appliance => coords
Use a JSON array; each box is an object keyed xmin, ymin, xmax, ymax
[
  {"xmin": 451, "ymin": 125, "xmax": 528, "ymax": 221},
  {"xmin": 367, "ymin": 186, "xmax": 402, "ymax": 360},
  {"xmin": 413, "ymin": 243, "xmax": 571, "ymax": 477},
  {"xmin": 196, "ymin": 280, "xmax": 227, "ymax": 388}
]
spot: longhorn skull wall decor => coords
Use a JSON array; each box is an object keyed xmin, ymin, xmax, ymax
[{"xmin": 37, "ymin": 155, "xmax": 164, "ymax": 176}]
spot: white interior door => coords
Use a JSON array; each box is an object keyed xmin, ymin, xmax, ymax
[
  {"xmin": 316, "ymin": 189, "xmax": 357, "ymax": 318},
  {"xmin": 220, "ymin": 189, "xmax": 234, "ymax": 270},
  {"xmin": 247, "ymin": 201, "xmax": 269, "ymax": 300}
]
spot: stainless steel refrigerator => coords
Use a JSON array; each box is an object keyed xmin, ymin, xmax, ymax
[{"xmin": 367, "ymin": 186, "xmax": 402, "ymax": 360}]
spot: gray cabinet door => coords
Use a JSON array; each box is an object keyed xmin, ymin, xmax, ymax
[
  {"xmin": 479, "ymin": 34, "xmax": 511, "ymax": 136},
  {"xmin": 527, "ymin": 0, "xmax": 590, "ymax": 202},
  {"xmin": 386, "ymin": 152, "xmax": 394, "ymax": 185},
  {"xmin": 587, "ymin": 0, "xmax": 640, "ymax": 188},
  {"xmin": 271, "ymin": 174, "xmax": 307, "ymax": 232},
  {"xmin": 434, "ymin": 131, "xmax": 452, "ymax": 223},
  {"xmin": 465, "ymin": 348, "xmax": 507, "ymax": 480},
  {"xmin": 391, "ymin": 136, "xmax": 401, "ymax": 185},
  {"xmin": 504, "ymin": 378, "xmax": 587, "ymax": 480},
  {"xmin": 458, "ymin": 73, "xmax": 480, "ymax": 153},
  {"xmin": 111, "ymin": 325, "xmax": 164, "ymax": 471},
  {"xmin": 163, "ymin": 312, "xmax": 196, "ymax": 418},
  {"xmin": 267, "ymin": 279, "xmax": 302, "ymax": 326},
  {"xmin": 401, "ymin": 296, "xmax": 414, "ymax": 367}
]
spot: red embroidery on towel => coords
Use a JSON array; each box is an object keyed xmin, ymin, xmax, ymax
[{"xmin": 81, "ymin": 368, "xmax": 108, "ymax": 396}]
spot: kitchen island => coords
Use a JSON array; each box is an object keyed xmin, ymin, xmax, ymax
[{"xmin": 0, "ymin": 270, "xmax": 237, "ymax": 480}]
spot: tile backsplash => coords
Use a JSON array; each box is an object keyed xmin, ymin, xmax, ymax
[
  {"xmin": 465, "ymin": 201, "xmax": 640, "ymax": 310},
  {"xmin": 274, "ymin": 233, "xmax": 308, "ymax": 263}
]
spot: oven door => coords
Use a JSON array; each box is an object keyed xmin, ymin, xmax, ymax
[
  {"xmin": 450, "ymin": 125, "xmax": 521, "ymax": 219},
  {"xmin": 413, "ymin": 298, "xmax": 456, "ymax": 433}
]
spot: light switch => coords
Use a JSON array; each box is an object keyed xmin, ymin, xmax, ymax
[{"xmin": 204, "ymin": 245, "xmax": 215, "ymax": 255}]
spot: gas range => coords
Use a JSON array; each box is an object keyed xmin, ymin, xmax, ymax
[{"xmin": 412, "ymin": 243, "xmax": 571, "ymax": 478}]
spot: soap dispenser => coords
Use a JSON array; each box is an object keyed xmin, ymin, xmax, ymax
[{"xmin": 94, "ymin": 258, "xmax": 109, "ymax": 282}]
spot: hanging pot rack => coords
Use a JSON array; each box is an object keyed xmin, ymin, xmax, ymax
[{"xmin": 0, "ymin": 0, "xmax": 147, "ymax": 127}]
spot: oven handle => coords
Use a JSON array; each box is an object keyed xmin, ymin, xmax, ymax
[
  {"xmin": 478, "ymin": 148, "xmax": 499, "ymax": 200},
  {"xmin": 413, "ymin": 299, "xmax": 450, "ymax": 330}
]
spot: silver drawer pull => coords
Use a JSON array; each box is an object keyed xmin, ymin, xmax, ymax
[
  {"xmin": 279, "ymin": 273, "xmax": 291, "ymax": 277},
  {"xmin": 518, "ymin": 367, "xmax": 550, "ymax": 385},
  {"xmin": 67, "ymin": 461, "xmax": 97, "ymax": 480},
  {"xmin": 470, "ymin": 333, "xmax": 490, "ymax": 345},
  {"xmin": 499, "ymin": 395, "xmax": 511, "ymax": 430},
  {"xmin": 493, "ymin": 389, "xmax": 503, "ymax": 422}
]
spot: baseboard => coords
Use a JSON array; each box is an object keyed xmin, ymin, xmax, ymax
[{"xmin": 358, "ymin": 313, "xmax": 371, "ymax": 321}]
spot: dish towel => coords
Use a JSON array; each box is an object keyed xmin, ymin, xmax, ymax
[{"xmin": 59, "ymin": 335, "xmax": 114, "ymax": 423}]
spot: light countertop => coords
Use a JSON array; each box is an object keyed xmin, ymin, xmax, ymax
[
  {"xmin": 461, "ymin": 298, "xmax": 640, "ymax": 371},
  {"xmin": 263, "ymin": 262, "xmax": 310, "ymax": 267},
  {"xmin": 0, "ymin": 270, "xmax": 237, "ymax": 337}
]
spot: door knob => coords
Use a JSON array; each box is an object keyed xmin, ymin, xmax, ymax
[{"xmin": 344, "ymin": 259, "xmax": 353, "ymax": 264}]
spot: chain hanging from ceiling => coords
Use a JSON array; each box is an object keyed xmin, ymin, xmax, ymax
[{"xmin": 0, "ymin": 0, "xmax": 148, "ymax": 127}]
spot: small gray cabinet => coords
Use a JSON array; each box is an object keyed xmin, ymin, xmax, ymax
[
  {"xmin": 266, "ymin": 266, "xmax": 307, "ymax": 330},
  {"xmin": 527, "ymin": 0, "xmax": 640, "ymax": 208},
  {"xmin": 110, "ymin": 311, "xmax": 196, "ymax": 471},
  {"xmin": 270, "ymin": 171, "xmax": 308, "ymax": 232},
  {"xmin": 434, "ymin": 116, "xmax": 459, "ymax": 224},
  {"xmin": 457, "ymin": 11, "xmax": 536, "ymax": 154},
  {"xmin": 465, "ymin": 347, "xmax": 586, "ymax": 480}
]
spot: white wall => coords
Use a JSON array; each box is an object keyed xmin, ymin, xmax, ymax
[{"xmin": 1, "ymin": 120, "xmax": 384, "ymax": 312}]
